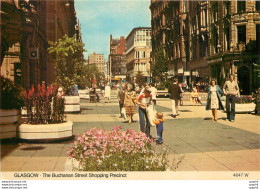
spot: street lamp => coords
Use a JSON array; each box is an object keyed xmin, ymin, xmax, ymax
[{"xmin": 149, "ymin": 57, "xmax": 152, "ymax": 83}]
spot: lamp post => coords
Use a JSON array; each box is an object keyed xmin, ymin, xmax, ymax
[{"xmin": 149, "ymin": 56, "xmax": 152, "ymax": 83}]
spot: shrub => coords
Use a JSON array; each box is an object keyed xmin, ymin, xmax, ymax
[
  {"xmin": 23, "ymin": 84, "xmax": 65, "ymax": 124},
  {"xmin": 235, "ymin": 95, "xmax": 253, "ymax": 104},
  {"xmin": 67, "ymin": 126, "xmax": 178, "ymax": 171},
  {"xmin": 0, "ymin": 76, "xmax": 24, "ymax": 109}
]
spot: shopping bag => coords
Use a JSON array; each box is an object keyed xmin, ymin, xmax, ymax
[
  {"xmin": 121, "ymin": 107, "xmax": 127, "ymax": 120},
  {"xmin": 146, "ymin": 105, "xmax": 157, "ymax": 127}
]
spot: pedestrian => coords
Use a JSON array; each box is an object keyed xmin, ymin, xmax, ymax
[
  {"xmin": 104, "ymin": 83, "xmax": 111, "ymax": 103},
  {"xmin": 123, "ymin": 84, "xmax": 136, "ymax": 124},
  {"xmin": 152, "ymin": 112, "xmax": 165, "ymax": 145},
  {"xmin": 179, "ymin": 83, "xmax": 184, "ymax": 106},
  {"xmin": 223, "ymin": 75, "xmax": 239, "ymax": 122},
  {"xmin": 117, "ymin": 83, "xmax": 126, "ymax": 118},
  {"xmin": 149, "ymin": 83, "xmax": 158, "ymax": 105},
  {"xmin": 168, "ymin": 78, "xmax": 182, "ymax": 118},
  {"xmin": 205, "ymin": 78, "xmax": 224, "ymax": 121},
  {"xmin": 136, "ymin": 86, "xmax": 152, "ymax": 137},
  {"xmin": 190, "ymin": 88, "xmax": 199, "ymax": 105}
]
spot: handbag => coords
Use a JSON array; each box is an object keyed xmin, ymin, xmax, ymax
[
  {"xmin": 146, "ymin": 105, "xmax": 157, "ymax": 127},
  {"xmin": 121, "ymin": 107, "xmax": 127, "ymax": 120}
]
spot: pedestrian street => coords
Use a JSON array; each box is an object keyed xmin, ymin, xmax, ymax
[{"xmin": 1, "ymin": 92, "xmax": 259, "ymax": 172}]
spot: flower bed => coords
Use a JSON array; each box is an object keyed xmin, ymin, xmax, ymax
[
  {"xmin": 222, "ymin": 95, "xmax": 256, "ymax": 113},
  {"xmin": 67, "ymin": 126, "xmax": 174, "ymax": 171},
  {"xmin": 17, "ymin": 84, "xmax": 72, "ymax": 142}
]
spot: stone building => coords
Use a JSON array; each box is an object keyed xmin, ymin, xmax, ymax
[
  {"xmin": 88, "ymin": 52, "xmax": 106, "ymax": 74},
  {"xmin": 125, "ymin": 27, "xmax": 152, "ymax": 81},
  {"xmin": 150, "ymin": 0, "xmax": 260, "ymax": 94},
  {"xmin": 1, "ymin": 0, "xmax": 78, "ymax": 89},
  {"xmin": 108, "ymin": 35, "xmax": 127, "ymax": 82}
]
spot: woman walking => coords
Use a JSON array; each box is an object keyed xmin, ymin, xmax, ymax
[
  {"xmin": 123, "ymin": 84, "xmax": 136, "ymax": 124},
  {"xmin": 206, "ymin": 79, "xmax": 224, "ymax": 121}
]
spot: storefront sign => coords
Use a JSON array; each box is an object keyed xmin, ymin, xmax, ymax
[
  {"xmin": 192, "ymin": 71, "xmax": 198, "ymax": 76},
  {"xmin": 178, "ymin": 67, "xmax": 183, "ymax": 74},
  {"xmin": 184, "ymin": 71, "xmax": 190, "ymax": 76}
]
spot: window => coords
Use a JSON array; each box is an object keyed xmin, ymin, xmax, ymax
[
  {"xmin": 256, "ymin": 1, "xmax": 260, "ymax": 11},
  {"xmin": 237, "ymin": 1, "xmax": 246, "ymax": 13},
  {"xmin": 237, "ymin": 25, "xmax": 246, "ymax": 43},
  {"xmin": 256, "ymin": 25, "xmax": 260, "ymax": 52},
  {"xmin": 183, "ymin": 1, "xmax": 187, "ymax": 13}
]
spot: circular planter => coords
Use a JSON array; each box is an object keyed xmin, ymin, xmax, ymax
[
  {"xmin": 222, "ymin": 102, "xmax": 256, "ymax": 113},
  {"xmin": 78, "ymin": 89, "xmax": 90, "ymax": 100},
  {"xmin": 0, "ymin": 109, "xmax": 20, "ymax": 139},
  {"xmin": 17, "ymin": 121, "xmax": 73, "ymax": 141},
  {"xmin": 63, "ymin": 96, "xmax": 80, "ymax": 113}
]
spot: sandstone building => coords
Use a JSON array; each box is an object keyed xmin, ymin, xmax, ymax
[
  {"xmin": 1, "ymin": 0, "xmax": 80, "ymax": 90},
  {"xmin": 125, "ymin": 27, "xmax": 152, "ymax": 81},
  {"xmin": 150, "ymin": 0, "xmax": 260, "ymax": 94}
]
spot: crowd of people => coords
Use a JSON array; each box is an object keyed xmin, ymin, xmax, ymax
[{"xmin": 99, "ymin": 74, "xmax": 240, "ymax": 145}]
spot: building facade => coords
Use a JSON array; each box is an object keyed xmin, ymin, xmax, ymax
[
  {"xmin": 108, "ymin": 35, "xmax": 127, "ymax": 82},
  {"xmin": 125, "ymin": 27, "xmax": 152, "ymax": 81},
  {"xmin": 150, "ymin": 0, "xmax": 260, "ymax": 94},
  {"xmin": 88, "ymin": 52, "xmax": 105, "ymax": 74},
  {"xmin": 1, "ymin": 0, "xmax": 78, "ymax": 89}
]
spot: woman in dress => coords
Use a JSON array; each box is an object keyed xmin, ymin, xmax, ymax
[
  {"xmin": 206, "ymin": 78, "xmax": 224, "ymax": 121},
  {"xmin": 123, "ymin": 84, "xmax": 136, "ymax": 124}
]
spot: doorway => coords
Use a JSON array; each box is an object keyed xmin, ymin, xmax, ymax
[{"xmin": 237, "ymin": 66, "xmax": 250, "ymax": 95}]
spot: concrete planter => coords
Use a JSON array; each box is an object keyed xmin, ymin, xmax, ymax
[
  {"xmin": 17, "ymin": 121, "xmax": 73, "ymax": 141},
  {"xmin": 78, "ymin": 89, "xmax": 90, "ymax": 100},
  {"xmin": 0, "ymin": 109, "xmax": 20, "ymax": 139},
  {"xmin": 223, "ymin": 102, "xmax": 256, "ymax": 113},
  {"xmin": 63, "ymin": 96, "xmax": 80, "ymax": 113}
]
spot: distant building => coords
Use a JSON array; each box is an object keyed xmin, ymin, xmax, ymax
[
  {"xmin": 125, "ymin": 27, "xmax": 152, "ymax": 81},
  {"xmin": 108, "ymin": 35, "xmax": 127, "ymax": 82},
  {"xmin": 88, "ymin": 52, "xmax": 105, "ymax": 74}
]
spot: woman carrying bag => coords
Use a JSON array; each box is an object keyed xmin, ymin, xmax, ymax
[{"xmin": 205, "ymin": 78, "xmax": 224, "ymax": 121}]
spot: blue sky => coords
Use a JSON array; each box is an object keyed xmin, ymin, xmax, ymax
[{"xmin": 75, "ymin": 0, "xmax": 151, "ymax": 61}]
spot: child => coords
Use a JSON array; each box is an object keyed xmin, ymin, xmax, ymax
[{"xmin": 152, "ymin": 112, "xmax": 165, "ymax": 145}]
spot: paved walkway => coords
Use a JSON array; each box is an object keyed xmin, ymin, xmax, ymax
[{"xmin": 1, "ymin": 90, "xmax": 259, "ymax": 171}]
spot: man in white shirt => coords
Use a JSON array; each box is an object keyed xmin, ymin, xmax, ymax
[{"xmin": 223, "ymin": 75, "xmax": 239, "ymax": 122}]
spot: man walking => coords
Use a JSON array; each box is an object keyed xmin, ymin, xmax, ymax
[
  {"xmin": 117, "ymin": 84, "xmax": 126, "ymax": 118},
  {"xmin": 169, "ymin": 78, "xmax": 182, "ymax": 118},
  {"xmin": 223, "ymin": 75, "xmax": 239, "ymax": 122}
]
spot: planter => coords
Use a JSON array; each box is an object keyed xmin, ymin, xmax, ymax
[
  {"xmin": 17, "ymin": 121, "xmax": 73, "ymax": 141},
  {"xmin": 63, "ymin": 96, "xmax": 80, "ymax": 113},
  {"xmin": 78, "ymin": 89, "xmax": 90, "ymax": 100},
  {"xmin": 222, "ymin": 102, "xmax": 256, "ymax": 113},
  {"xmin": 0, "ymin": 109, "xmax": 20, "ymax": 139}
]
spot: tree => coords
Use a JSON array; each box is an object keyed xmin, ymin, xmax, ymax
[
  {"xmin": 152, "ymin": 49, "xmax": 168, "ymax": 83},
  {"xmin": 48, "ymin": 35, "xmax": 85, "ymax": 94},
  {"xmin": 76, "ymin": 63, "xmax": 103, "ymax": 89},
  {"xmin": 135, "ymin": 71, "xmax": 145, "ymax": 87}
]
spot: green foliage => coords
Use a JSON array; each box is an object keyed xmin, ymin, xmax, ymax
[
  {"xmin": 48, "ymin": 35, "xmax": 85, "ymax": 94},
  {"xmin": 76, "ymin": 64, "xmax": 103, "ymax": 89},
  {"xmin": 135, "ymin": 71, "xmax": 145, "ymax": 87},
  {"xmin": 152, "ymin": 49, "xmax": 169, "ymax": 83},
  {"xmin": 0, "ymin": 76, "xmax": 24, "ymax": 109}
]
